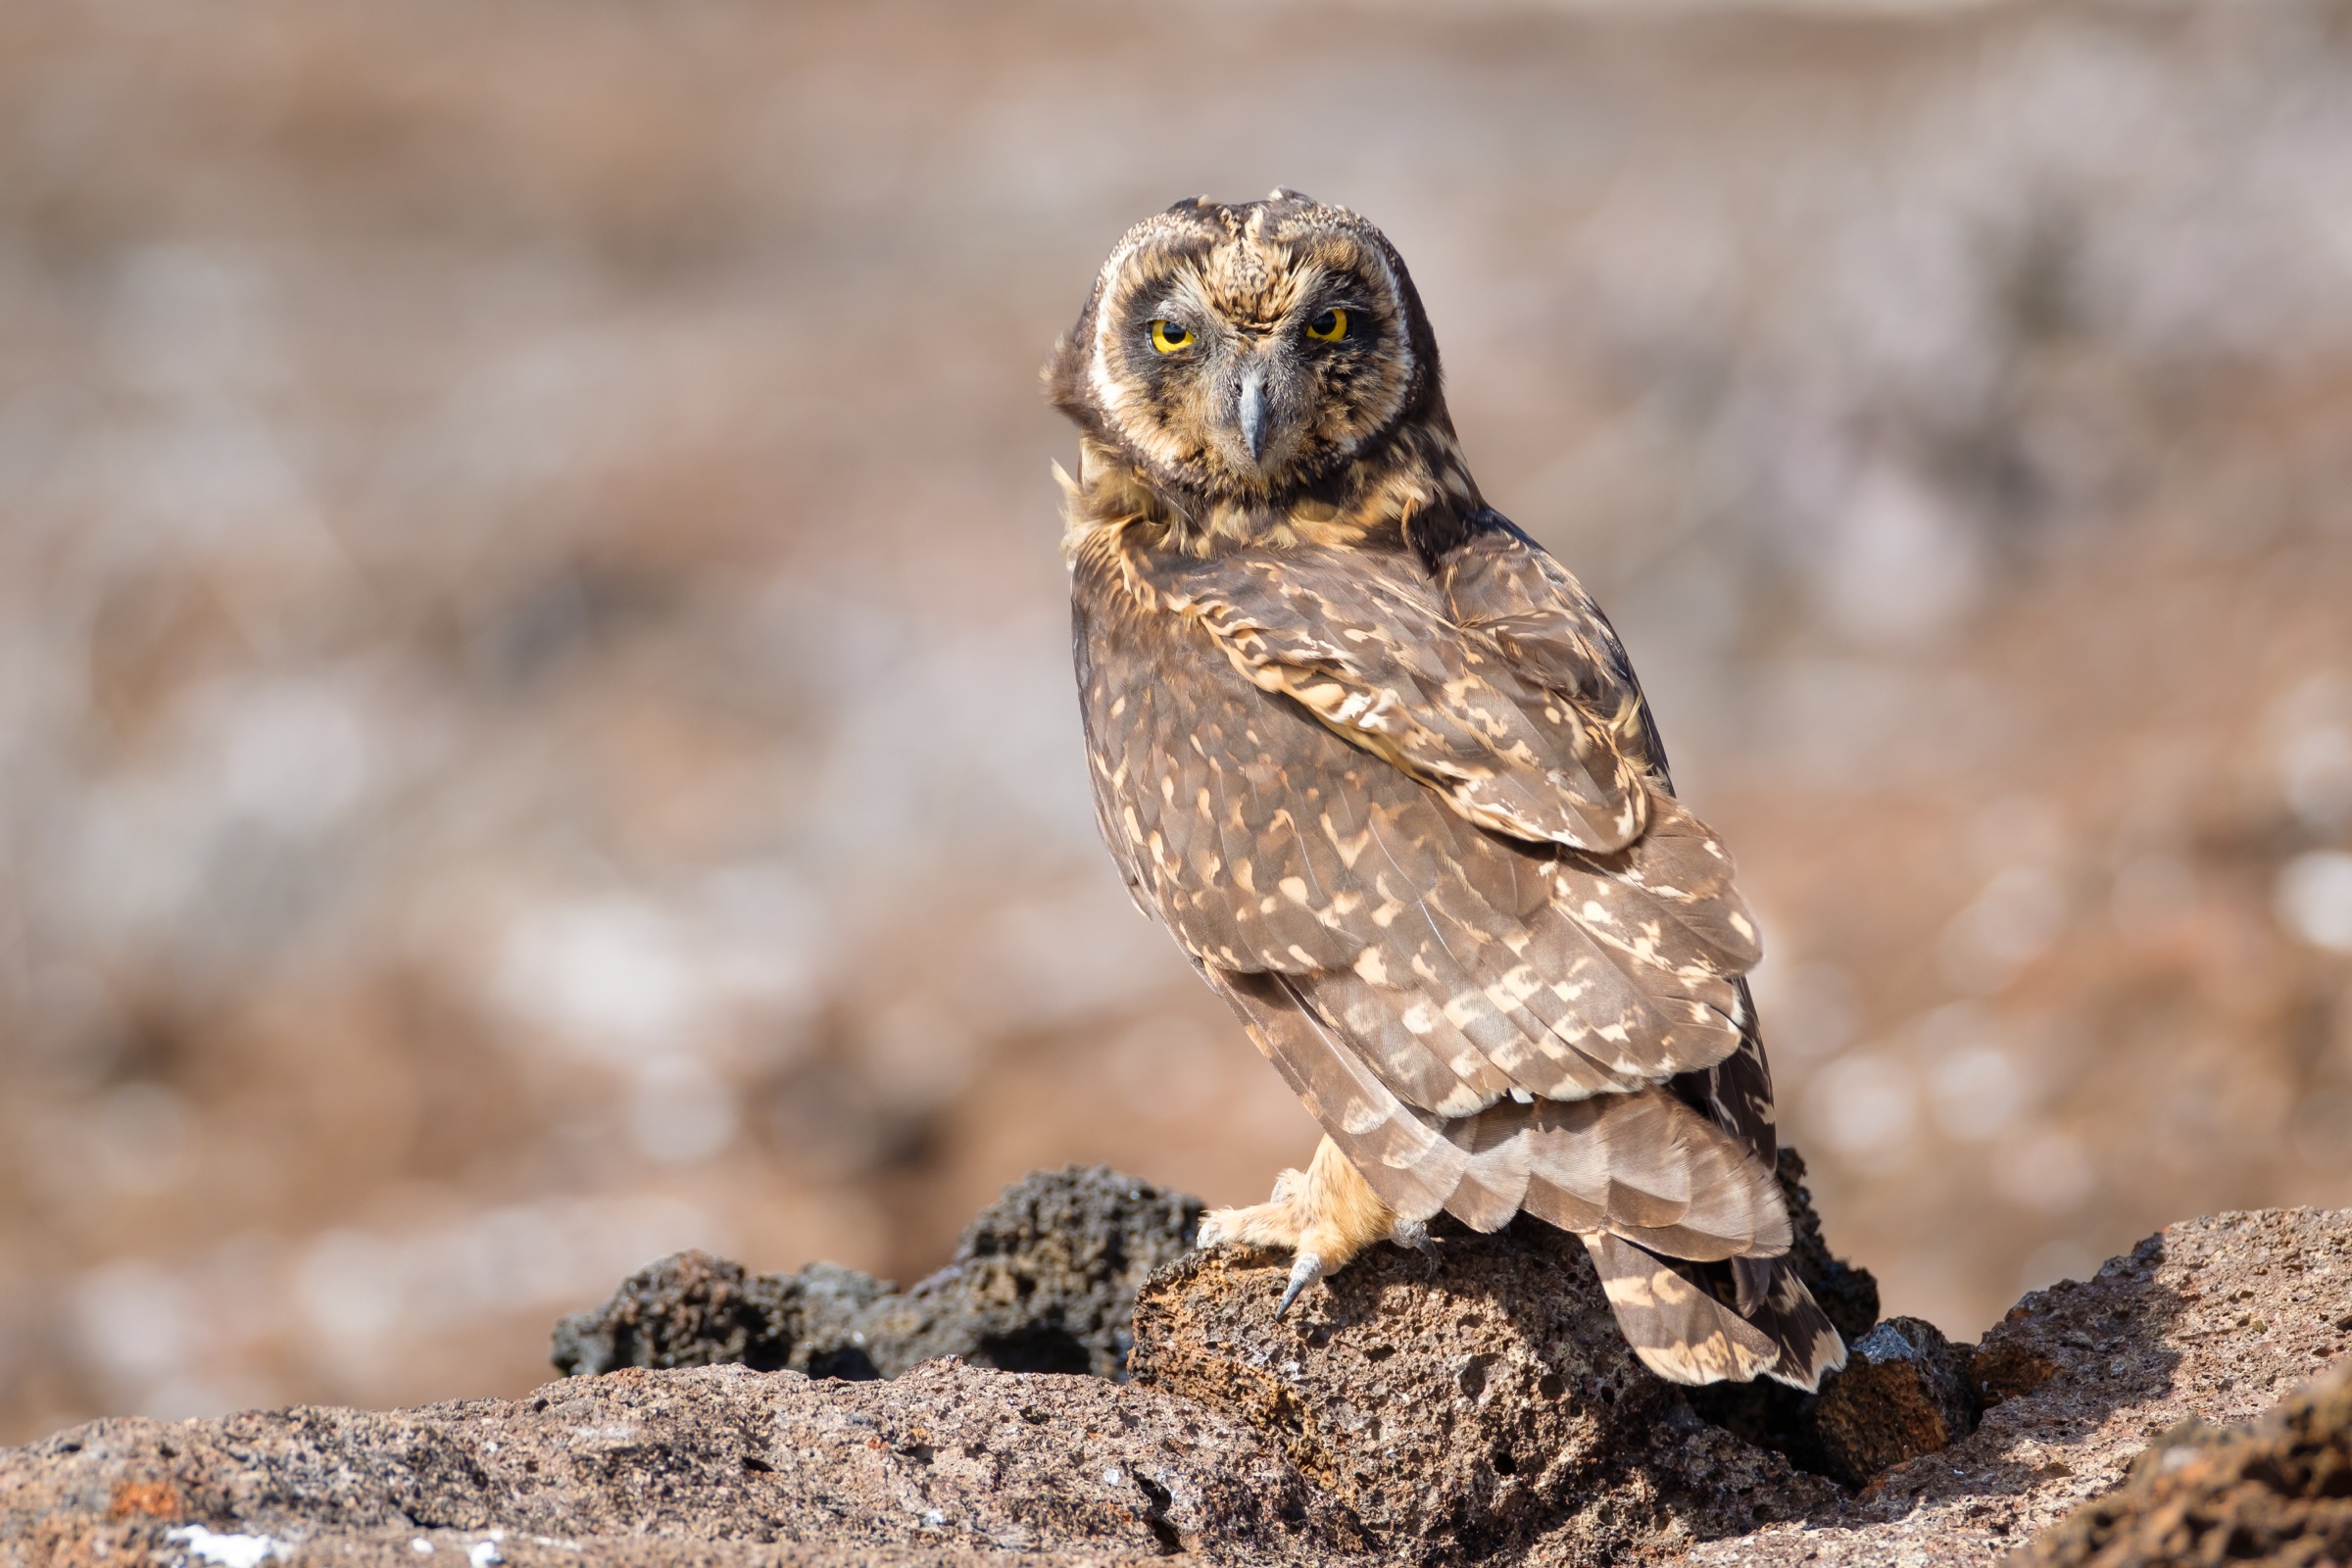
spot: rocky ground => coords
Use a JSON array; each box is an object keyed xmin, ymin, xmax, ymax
[{"xmin": 5, "ymin": 1167, "xmax": 2350, "ymax": 1567}]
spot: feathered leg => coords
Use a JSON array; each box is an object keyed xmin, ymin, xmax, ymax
[{"xmin": 1197, "ymin": 1136, "xmax": 1429, "ymax": 1315}]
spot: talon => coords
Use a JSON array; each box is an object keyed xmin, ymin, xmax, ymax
[
  {"xmin": 1276, "ymin": 1252, "xmax": 1324, "ymax": 1317},
  {"xmin": 1391, "ymin": 1216, "xmax": 1431, "ymax": 1253}
]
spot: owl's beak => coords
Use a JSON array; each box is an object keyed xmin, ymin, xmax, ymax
[{"xmin": 1237, "ymin": 370, "xmax": 1269, "ymax": 465}]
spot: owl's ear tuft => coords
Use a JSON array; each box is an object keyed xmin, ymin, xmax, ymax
[
  {"xmin": 1268, "ymin": 186, "xmax": 1316, "ymax": 204},
  {"xmin": 1166, "ymin": 195, "xmax": 1211, "ymax": 214}
]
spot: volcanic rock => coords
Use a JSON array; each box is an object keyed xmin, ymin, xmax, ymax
[
  {"xmin": 1676, "ymin": 1206, "xmax": 2352, "ymax": 1566},
  {"xmin": 2017, "ymin": 1357, "xmax": 2352, "ymax": 1568},
  {"xmin": 552, "ymin": 1164, "xmax": 1201, "ymax": 1382},
  {"xmin": 1803, "ymin": 1315, "xmax": 1981, "ymax": 1487},
  {"xmin": 0, "ymin": 1358, "xmax": 1361, "ymax": 1567},
  {"xmin": 6, "ymin": 1173, "xmax": 2351, "ymax": 1568},
  {"xmin": 1130, "ymin": 1217, "xmax": 1841, "ymax": 1565}
]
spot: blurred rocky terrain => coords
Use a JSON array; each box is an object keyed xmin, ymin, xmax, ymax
[
  {"xmin": 6, "ymin": 1166, "xmax": 2349, "ymax": 1566},
  {"xmin": 6, "ymin": 0, "xmax": 2352, "ymax": 1443}
]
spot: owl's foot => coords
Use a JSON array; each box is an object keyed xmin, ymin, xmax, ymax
[{"xmin": 1196, "ymin": 1136, "xmax": 1422, "ymax": 1316}]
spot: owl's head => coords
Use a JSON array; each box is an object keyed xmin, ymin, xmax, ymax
[{"xmin": 1047, "ymin": 191, "xmax": 1446, "ymax": 509}]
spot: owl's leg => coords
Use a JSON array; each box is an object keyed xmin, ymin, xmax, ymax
[{"xmin": 1196, "ymin": 1136, "xmax": 1420, "ymax": 1315}]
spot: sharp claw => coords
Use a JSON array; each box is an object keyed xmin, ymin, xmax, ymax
[{"xmin": 1276, "ymin": 1252, "xmax": 1324, "ymax": 1317}]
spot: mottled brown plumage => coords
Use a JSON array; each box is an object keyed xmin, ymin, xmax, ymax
[{"xmin": 1049, "ymin": 191, "xmax": 1844, "ymax": 1391}]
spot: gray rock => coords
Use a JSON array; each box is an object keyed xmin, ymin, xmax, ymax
[
  {"xmin": 0, "ymin": 1358, "xmax": 1362, "ymax": 1566},
  {"xmin": 1676, "ymin": 1206, "xmax": 2352, "ymax": 1567},
  {"xmin": 551, "ymin": 1164, "xmax": 1200, "ymax": 1383},
  {"xmin": 2016, "ymin": 1357, "xmax": 2352, "ymax": 1568},
  {"xmin": 11, "ymin": 1172, "xmax": 2351, "ymax": 1568}
]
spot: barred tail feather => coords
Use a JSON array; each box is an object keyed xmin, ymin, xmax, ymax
[{"xmin": 1581, "ymin": 1232, "xmax": 1846, "ymax": 1393}]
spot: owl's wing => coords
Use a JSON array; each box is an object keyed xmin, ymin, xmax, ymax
[
  {"xmin": 1436, "ymin": 516, "xmax": 1784, "ymax": 1167},
  {"xmin": 1072, "ymin": 521, "xmax": 1759, "ymax": 1117},
  {"xmin": 1434, "ymin": 514, "xmax": 1674, "ymax": 789},
  {"xmin": 1119, "ymin": 525, "xmax": 1652, "ymax": 856}
]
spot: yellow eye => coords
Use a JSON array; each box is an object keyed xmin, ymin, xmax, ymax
[
  {"xmin": 1306, "ymin": 308, "xmax": 1348, "ymax": 342},
  {"xmin": 1150, "ymin": 319, "xmax": 1193, "ymax": 354}
]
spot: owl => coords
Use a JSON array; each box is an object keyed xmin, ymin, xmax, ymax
[{"xmin": 1047, "ymin": 191, "xmax": 1845, "ymax": 1390}]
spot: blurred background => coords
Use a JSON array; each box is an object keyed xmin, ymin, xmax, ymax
[{"xmin": 4, "ymin": 0, "xmax": 2352, "ymax": 1444}]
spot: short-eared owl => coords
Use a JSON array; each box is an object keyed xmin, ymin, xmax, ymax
[{"xmin": 1049, "ymin": 191, "xmax": 1844, "ymax": 1390}]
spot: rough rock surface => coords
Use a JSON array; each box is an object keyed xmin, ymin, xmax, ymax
[
  {"xmin": 6, "ymin": 1182, "xmax": 2350, "ymax": 1567},
  {"xmin": 553, "ymin": 1165, "xmax": 1200, "ymax": 1382},
  {"xmin": 0, "ymin": 1358, "xmax": 1362, "ymax": 1567},
  {"xmin": 1803, "ymin": 1315, "xmax": 1980, "ymax": 1488},
  {"xmin": 1675, "ymin": 1207, "xmax": 2352, "ymax": 1566},
  {"xmin": 2018, "ymin": 1359, "xmax": 2352, "ymax": 1568},
  {"xmin": 1130, "ymin": 1216, "xmax": 1840, "ymax": 1566}
]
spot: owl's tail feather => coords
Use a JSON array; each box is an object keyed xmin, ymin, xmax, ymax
[{"xmin": 1580, "ymin": 1232, "xmax": 1846, "ymax": 1393}]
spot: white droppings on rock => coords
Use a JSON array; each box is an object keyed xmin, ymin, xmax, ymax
[{"xmin": 165, "ymin": 1527, "xmax": 285, "ymax": 1568}]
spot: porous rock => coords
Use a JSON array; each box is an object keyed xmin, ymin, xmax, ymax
[
  {"xmin": 552, "ymin": 1164, "xmax": 1200, "ymax": 1382},
  {"xmin": 2018, "ymin": 1358, "xmax": 2352, "ymax": 1568},
  {"xmin": 1804, "ymin": 1315, "xmax": 1980, "ymax": 1487},
  {"xmin": 0, "ymin": 1358, "xmax": 1363, "ymax": 1567},
  {"xmin": 1130, "ymin": 1215, "xmax": 1844, "ymax": 1566},
  {"xmin": 10, "ymin": 1177, "xmax": 2352, "ymax": 1568},
  {"xmin": 1675, "ymin": 1206, "xmax": 2352, "ymax": 1567}
]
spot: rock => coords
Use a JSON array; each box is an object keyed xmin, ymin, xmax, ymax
[
  {"xmin": 1803, "ymin": 1316, "xmax": 1979, "ymax": 1487},
  {"xmin": 546, "ymin": 1250, "xmax": 823, "ymax": 1377},
  {"xmin": 552, "ymin": 1164, "xmax": 1200, "ymax": 1382},
  {"xmin": 9, "ymin": 1173, "xmax": 2350, "ymax": 1568},
  {"xmin": 1674, "ymin": 1206, "xmax": 2352, "ymax": 1567},
  {"xmin": 1130, "ymin": 1215, "xmax": 1844, "ymax": 1566},
  {"xmin": 0, "ymin": 1358, "xmax": 1364, "ymax": 1567},
  {"xmin": 2016, "ymin": 1358, "xmax": 2352, "ymax": 1568}
]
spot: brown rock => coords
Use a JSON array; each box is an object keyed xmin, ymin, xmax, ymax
[
  {"xmin": 10, "ymin": 1175, "xmax": 2350, "ymax": 1568},
  {"xmin": 1675, "ymin": 1206, "xmax": 2352, "ymax": 1567},
  {"xmin": 1130, "ymin": 1217, "xmax": 1841, "ymax": 1565},
  {"xmin": 1803, "ymin": 1316, "xmax": 1979, "ymax": 1487},
  {"xmin": 0, "ymin": 1358, "xmax": 1363, "ymax": 1567},
  {"xmin": 2017, "ymin": 1358, "xmax": 2352, "ymax": 1568}
]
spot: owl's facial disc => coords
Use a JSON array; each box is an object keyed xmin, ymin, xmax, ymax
[
  {"xmin": 1139, "ymin": 296, "xmax": 1344, "ymax": 480},
  {"xmin": 1079, "ymin": 200, "xmax": 1422, "ymax": 502}
]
